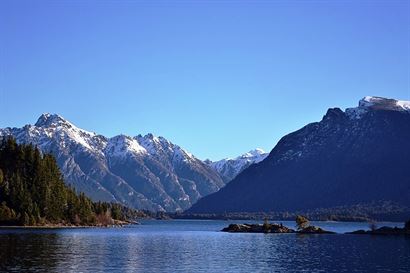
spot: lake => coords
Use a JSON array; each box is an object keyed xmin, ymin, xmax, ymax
[{"xmin": 0, "ymin": 220, "xmax": 409, "ymax": 272}]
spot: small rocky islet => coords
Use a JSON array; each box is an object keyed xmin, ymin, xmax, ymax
[
  {"xmin": 222, "ymin": 223, "xmax": 295, "ymax": 233},
  {"xmin": 221, "ymin": 217, "xmax": 410, "ymax": 235},
  {"xmin": 222, "ymin": 216, "xmax": 335, "ymax": 234},
  {"xmin": 221, "ymin": 223, "xmax": 334, "ymax": 234}
]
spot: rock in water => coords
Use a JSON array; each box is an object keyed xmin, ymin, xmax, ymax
[{"xmin": 222, "ymin": 223, "xmax": 295, "ymax": 233}]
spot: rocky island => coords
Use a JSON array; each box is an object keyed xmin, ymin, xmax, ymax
[
  {"xmin": 347, "ymin": 220, "xmax": 410, "ymax": 235},
  {"xmin": 222, "ymin": 216, "xmax": 335, "ymax": 234},
  {"xmin": 222, "ymin": 222, "xmax": 295, "ymax": 233}
]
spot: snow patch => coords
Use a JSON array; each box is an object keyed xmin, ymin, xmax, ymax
[
  {"xmin": 106, "ymin": 135, "xmax": 147, "ymax": 158},
  {"xmin": 346, "ymin": 96, "xmax": 410, "ymax": 119},
  {"xmin": 396, "ymin": 100, "xmax": 410, "ymax": 110},
  {"xmin": 208, "ymin": 148, "xmax": 269, "ymax": 178}
]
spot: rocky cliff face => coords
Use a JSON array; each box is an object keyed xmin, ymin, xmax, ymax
[{"xmin": 188, "ymin": 96, "xmax": 410, "ymax": 214}]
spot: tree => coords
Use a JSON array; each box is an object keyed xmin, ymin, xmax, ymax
[
  {"xmin": 296, "ymin": 215, "xmax": 309, "ymax": 230},
  {"xmin": 111, "ymin": 205, "xmax": 122, "ymax": 221},
  {"xmin": 262, "ymin": 217, "xmax": 270, "ymax": 233},
  {"xmin": 0, "ymin": 137, "xmax": 142, "ymax": 226},
  {"xmin": 22, "ymin": 212, "xmax": 30, "ymax": 226},
  {"xmin": 0, "ymin": 202, "xmax": 16, "ymax": 224}
]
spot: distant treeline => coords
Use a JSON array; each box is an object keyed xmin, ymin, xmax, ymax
[
  {"xmin": 175, "ymin": 201, "xmax": 410, "ymax": 222},
  {"xmin": 0, "ymin": 138, "xmax": 146, "ymax": 226}
]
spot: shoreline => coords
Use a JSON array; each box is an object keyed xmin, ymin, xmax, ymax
[
  {"xmin": 0, "ymin": 220, "xmax": 138, "ymax": 229},
  {"xmin": 0, "ymin": 224, "xmax": 131, "ymax": 229},
  {"xmin": 0, "ymin": 225, "xmax": 102, "ymax": 229}
]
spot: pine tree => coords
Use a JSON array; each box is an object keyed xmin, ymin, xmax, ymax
[
  {"xmin": 22, "ymin": 212, "xmax": 30, "ymax": 226},
  {"xmin": 0, "ymin": 137, "xmax": 143, "ymax": 226}
]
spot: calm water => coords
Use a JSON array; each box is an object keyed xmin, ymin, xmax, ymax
[{"xmin": 0, "ymin": 220, "xmax": 409, "ymax": 273}]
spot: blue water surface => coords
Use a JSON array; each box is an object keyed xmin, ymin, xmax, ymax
[{"xmin": 0, "ymin": 220, "xmax": 409, "ymax": 273}]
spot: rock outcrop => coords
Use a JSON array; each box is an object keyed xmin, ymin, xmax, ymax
[
  {"xmin": 298, "ymin": 226, "xmax": 335, "ymax": 234},
  {"xmin": 222, "ymin": 223, "xmax": 295, "ymax": 233},
  {"xmin": 222, "ymin": 221, "xmax": 335, "ymax": 234}
]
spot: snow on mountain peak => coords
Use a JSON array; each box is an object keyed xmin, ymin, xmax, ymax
[
  {"xmin": 207, "ymin": 149, "xmax": 269, "ymax": 182},
  {"xmin": 35, "ymin": 113, "xmax": 96, "ymax": 136},
  {"xmin": 242, "ymin": 148, "xmax": 266, "ymax": 158},
  {"xmin": 346, "ymin": 96, "xmax": 410, "ymax": 119},
  {"xmin": 134, "ymin": 133, "xmax": 194, "ymax": 161},
  {"xmin": 359, "ymin": 96, "xmax": 410, "ymax": 110},
  {"xmin": 106, "ymin": 135, "xmax": 147, "ymax": 158},
  {"xmin": 35, "ymin": 113, "xmax": 67, "ymax": 127},
  {"xmin": 21, "ymin": 113, "xmax": 99, "ymax": 152},
  {"xmin": 135, "ymin": 133, "xmax": 164, "ymax": 155}
]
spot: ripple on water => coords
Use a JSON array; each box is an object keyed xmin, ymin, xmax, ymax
[{"xmin": 0, "ymin": 220, "xmax": 409, "ymax": 273}]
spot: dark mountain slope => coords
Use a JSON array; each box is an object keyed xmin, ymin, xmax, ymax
[{"xmin": 188, "ymin": 97, "xmax": 410, "ymax": 214}]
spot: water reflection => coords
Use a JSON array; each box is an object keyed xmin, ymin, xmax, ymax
[
  {"xmin": 0, "ymin": 221, "xmax": 409, "ymax": 273},
  {"xmin": 0, "ymin": 233, "xmax": 60, "ymax": 272}
]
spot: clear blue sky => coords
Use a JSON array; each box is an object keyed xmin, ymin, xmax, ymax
[{"xmin": 0, "ymin": 0, "xmax": 409, "ymax": 160}]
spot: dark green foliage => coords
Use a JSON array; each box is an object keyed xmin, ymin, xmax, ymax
[{"xmin": 0, "ymin": 137, "xmax": 144, "ymax": 226}]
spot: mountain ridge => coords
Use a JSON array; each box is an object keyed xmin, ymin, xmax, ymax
[
  {"xmin": 205, "ymin": 148, "xmax": 268, "ymax": 182},
  {"xmin": 0, "ymin": 113, "xmax": 267, "ymax": 212},
  {"xmin": 0, "ymin": 114, "xmax": 225, "ymax": 212},
  {"xmin": 187, "ymin": 96, "xmax": 410, "ymax": 216}
]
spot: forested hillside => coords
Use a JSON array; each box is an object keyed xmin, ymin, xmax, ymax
[{"xmin": 0, "ymin": 137, "xmax": 145, "ymax": 226}]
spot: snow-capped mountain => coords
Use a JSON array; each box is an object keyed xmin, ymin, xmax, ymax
[
  {"xmin": 206, "ymin": 149, "xmax": 269, "ymax": 182},
  {"xmin": 188, "ymin": 96, "xmax": 410, "ymax": 214},
  {"xmin": 0, "ymin": 113, "xmax": 224, "ymax": 212},
  {"xmin": 346, "ymin": 96, "xmax": 410, "ymax": 118}
]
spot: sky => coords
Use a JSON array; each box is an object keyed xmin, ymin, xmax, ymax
[{"xmin": 0, "ymin": 0, "xmax": 409, "ymax": 160}]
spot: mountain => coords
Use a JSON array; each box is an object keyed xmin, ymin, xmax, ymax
[
  {"xmin": 0, "ymin": 114, "xmax": 224, "ymax": 212},
  {"xmin": 205, "ymin": 149, "xmax": 268, "ymax": 182},
  {"xmin": 188, "ymin": 96, "xmax": 410, "ymax": 215}
]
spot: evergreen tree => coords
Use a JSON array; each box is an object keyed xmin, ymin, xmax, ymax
[{"xmin": 0, "ymin": 137, "xmax": 144, "ymax": 226}]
